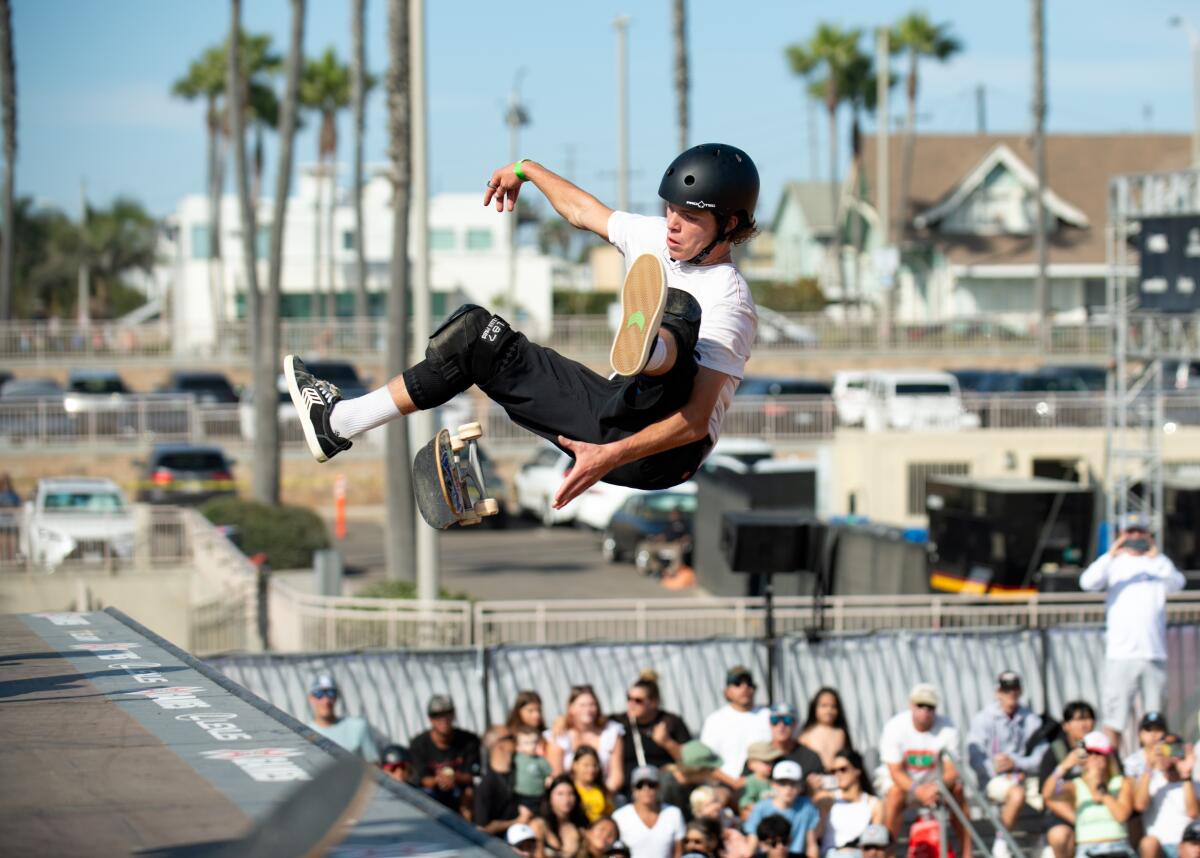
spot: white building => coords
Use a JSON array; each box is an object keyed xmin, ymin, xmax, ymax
[{"xmin": 166, "ymin": 165, "xmax": 582, "ymax": 355}]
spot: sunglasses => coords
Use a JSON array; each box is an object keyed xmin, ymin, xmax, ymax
[
  {"xmin": 634, "ymin": 781, "xmax": 657, "ymax": 790},
  {"xmin": 763, "ymin": 838, "xmax": 787, "ymax": 848},
  {"xmin": 728, "ymin": 676, "xmax": 755, "ymax": 687},
  {"xmin": 770, "ymin": 715, "xmax": 796, "ymax": 726},
  {"xmin": 830, "ymin": 766, "xmax": 853, "ymax": 774},
  {"xmin": 311, "ymin": 689, "xmax": 337, "ymax": 700},
  {"xmin": 382, "ymin": 762, "xmax": 406, "ymax": 772},
  {"xmin": 627, "ymin": 695, "xmax": 648, "ymax": 704},
  {"xmin": 684, "ymin": 837, "xmax": 709, "ymax": 846},
  {"xmin": 915, "ymin": 703, "xmax": 936, "ymax": 711}
]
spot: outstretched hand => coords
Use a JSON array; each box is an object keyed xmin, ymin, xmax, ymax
[
  {"xmin": 483, "ymin": 163, "xmax": 525, "ymax": 212},
  {"xmin": 553, "ymin": 435, "xmax": 622, "ymax": 509}
]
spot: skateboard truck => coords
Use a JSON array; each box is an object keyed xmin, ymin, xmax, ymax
[{"xmin": 412, "ymin": 422, "xmax": 500, "ymax": 530}]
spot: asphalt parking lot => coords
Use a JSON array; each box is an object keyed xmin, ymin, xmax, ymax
[{"xmin": 327, "ymin": 508, "xmax": 700, "ymax": 602}]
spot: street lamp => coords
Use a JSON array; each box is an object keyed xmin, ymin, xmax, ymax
[{"xmin": 1169, "ymin": 16, "xmax": 1200, "ymax": 166}]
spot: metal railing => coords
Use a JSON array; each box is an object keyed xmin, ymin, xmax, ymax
[
  {"xmin": 8, "ymin": 392, "xmax": 1199, "ymax": 451},
  {"xmin": 0, "ymin": 315, "xmax": 1111, "ymax": 364}
]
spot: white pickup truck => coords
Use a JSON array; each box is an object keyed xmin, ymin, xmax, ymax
[{"xmin": 20, "ymin": 476, "xmax": 136, "ymax": 570}]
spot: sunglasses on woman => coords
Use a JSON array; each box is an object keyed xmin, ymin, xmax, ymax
[
  {"xmin": 769, "ymin": 715, "xmax": 795, "ymax": 726},
  {"xmin": 830, "ymin": 765, "xmax": 853, "ymax": 774}
]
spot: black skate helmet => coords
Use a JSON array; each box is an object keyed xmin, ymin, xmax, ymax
[{"xmin": 658, "ymin": 143, "xmax": 759, "ymax": 263}]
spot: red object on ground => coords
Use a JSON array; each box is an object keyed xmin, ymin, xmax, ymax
[{"xmin": 907, "ymin": 814, "xmax": 955, "ymax": 858}]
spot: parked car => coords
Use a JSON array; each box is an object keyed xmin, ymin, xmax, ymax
[
  {"xmin": 1164, "ymin": 359, "xmax": 1200, "ymax": 391},
  {"xmin": 513, "ymin": 444, "xmax": 580, "ymax": 526},
  {"xmin": 832, "ymin": 370, "xmax": 869, "ymax": 426},
  {"xmin": 20, "ymin": 476, "xmax": 135, "ymax": 569},
  {"xmin": 135, "ymin": 443, "xmax": 237, "ymax": 505},
  {"xmin": 735, "ymin": 375, "xmax": 832, "ymax": 433},
  {"xmin": 158, "ymin": 371, "xmax": 239, "ymax": 404},
  {"xmin": 862, "ymin": 370, "xmax": 979, "ymax": 431},
  {"xmin": 1, "ymin": 377, "xmax": 63, "ymax": 399},
  {"xmin": 1036, "ymin": 364, "xmax": 1107, "ymax": 392},
  {"xmin": 0, "ymin": 377, "xmax": 76, "ymax": 442},
  {"xmin": 601, "ymin": 483, "xmax": 697, "ymax": 570},
  {"xmin": 304, "ymin": 360, "xmax": 369, "ymax": 399},
  {"xmin": 951, "ymin": 369, "xmax": 1022, "ymax": 394},
  {"xmin": 63, "ymin": 369, "xmax": 131, "ymax": 414},
  {"xmin": 754, "ymin": 306, "xmax": 818, "ymax": 347}
]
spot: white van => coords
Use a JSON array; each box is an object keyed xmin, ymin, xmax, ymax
[
  {"xmin": 832, "ymin": 370, "xmax": 869, "ymax": 426},
  {"xmin": 862, "ymin": 370, "xmax": 979, "ymax": 431}
]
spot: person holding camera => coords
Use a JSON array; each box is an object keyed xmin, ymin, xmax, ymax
[
  {"xmin": 1133, "ymin": 735, "xmax": 1198, "ymax": 858},
  {"xmin": 1043, "ymin": 732, "xmax": 1134, "ymax": 858},
  {"xmin": 1080, "ymin": 515, "xmax": 1185, "ymax": 749}
]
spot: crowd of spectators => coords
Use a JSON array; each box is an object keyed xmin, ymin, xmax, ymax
[{"xmin": 298, "ymin": 519, "xmax": 1193, "ymax": 858}]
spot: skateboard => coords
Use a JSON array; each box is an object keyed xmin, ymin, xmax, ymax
[{"xmin": 412, "ymin": 421, "xmax": 500, "ymax": 529}]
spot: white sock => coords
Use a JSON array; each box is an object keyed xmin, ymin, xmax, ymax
[
  {"xmin": 330, "ymin": 385, "xmax": 400, "ymax": 439},
  {"xmin": 644, "ymin": 336, "xmax": 669, "ymax": 373}
]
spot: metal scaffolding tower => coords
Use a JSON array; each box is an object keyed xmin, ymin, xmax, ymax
[{"xmin": 1105, "ymin": 168, "xmax": 1200, "ymax": 543}]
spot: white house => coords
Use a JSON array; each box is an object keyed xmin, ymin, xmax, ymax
[{"xmin": 166, "ymin": 165, "xmax": 581, "ymax": 355}]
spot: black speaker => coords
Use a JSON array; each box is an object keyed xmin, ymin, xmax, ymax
[{"xmin": 721, "ymin": 511, "xmax": 820, "ymax": 574}]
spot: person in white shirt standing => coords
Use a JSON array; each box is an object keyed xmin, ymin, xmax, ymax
[
  {"xmin": 878, "ymin": 683, "xmax": 970, "ymax": 858},
  {"xmin": 700, "ymin": 664, "xmax": 772, "ymax": 790},
  {"xmin": 1079, "ymin": 515, "xmax": 1185, "ymax": 749},
  {"xmin": 284, "ymin": 145, "xmax": 759, "ymax": 512}
]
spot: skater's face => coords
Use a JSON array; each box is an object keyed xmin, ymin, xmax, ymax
[{"xmin": 665, "ymin": 203, "xmax": 735, "ymax": 261}]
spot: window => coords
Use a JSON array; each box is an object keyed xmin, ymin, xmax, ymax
[
  {"xmin": 907, "ymin": 462, "xmax": 970, "ymax": 515},
  {"xmin": 465, "ymin": 228, "xmax": 493, "ymax": 251},
  {"xmin": 191, "ymin": 225, "xmax": 212, "ymax": 260},
  {"xmin": 342, "ymin": 230, "xmax": 356, "ymax": 251},
  {"xmin": 255, "ymin": 226, "xmax": 271, "ymax": 260},
  {"xmin": 431, "ymin": 228, "xmax": 455, "ymax": 251}
]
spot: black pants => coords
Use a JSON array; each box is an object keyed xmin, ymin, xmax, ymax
[{"xmin": 478, "ymin": 330, "xmax": 711, "ymax": 491}]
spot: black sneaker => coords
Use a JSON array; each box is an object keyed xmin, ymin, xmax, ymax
[{"xmin": 283, "ymin": 354, "xmax": 352, "ymax": 463}]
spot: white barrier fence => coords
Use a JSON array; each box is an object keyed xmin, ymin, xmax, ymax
[
  {"xmin": 5, "ymin": 392, "xmax": 1200, "ymax": 450},
  {"xmin": 0, "ymin": 315, "xmax": 1110, "ymax": 364}
]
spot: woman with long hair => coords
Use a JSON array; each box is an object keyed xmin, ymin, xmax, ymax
[
  {"xmin": 799, "ymin": 687, "xmax": 854, "ymax": 772},
  {"xmin": 547, "ymin": 684, "xmax": 626, "ymax": 795},
  {"xmin": 571, "ymin": 746, "xmax": 615, "ymax": 823},
  {"xmin": 531, "ymin": 774, "xmax": 590, "ymax": 858},
  {"xmin": 1044, "ymin": 732, "xmax": 1133, "ymax": 858},
  {"xmin": 507, "ymin": 690, "xmax": 547, "ymax": 734},
  {"xmin": 817, "ymin": 749, "xmax": 882, "ymax": 856}
]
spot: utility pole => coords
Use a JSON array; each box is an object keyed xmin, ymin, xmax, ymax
[
  {"xmin": 410, "ymin": 0, "xmax": 439, "ymax": 602},
  {"xmin": 504, "ymin": 69, "xmax": 529, "ymax": 314},
  {"xmin": 1032, "ymin": 0, "xmax": 1049, "ymax": 351},
  {"xmin": 976, "ymin": 84, "xmax": 987, "ymax": 134},
  {"xmin": 614, "ymin": 15, "xmax": 630, "ymax": 213},
  {"xmin": 78, "ymin": 180, "xmax": 90, "ymax": 328},
  {"xmin": 876, "ymin": 27, "xmax": 895, "ymax": 346},
  {"xmin": 672, "ymin": 0, "xmax": 688, "ymax": 153},
  {"xmin": 1170, "ymin": 16, "xmax": 1200, "ymax": 166}
]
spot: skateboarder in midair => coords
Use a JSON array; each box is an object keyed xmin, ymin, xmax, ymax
[{"xmin": 285, "ymin": 143, "xmax": 759, "ymax": 511}]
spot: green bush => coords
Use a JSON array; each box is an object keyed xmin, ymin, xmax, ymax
[
  {"xmin": 355, "ymin": 579, "xmax": 469, "ymax": 602},
  {"xmin": 749, "ymin": 277, "xmax": 826, "ymax": 312},
  {"xmin": 200, "ymin": 498, "xmax": 330, "ymax": 570},
  {"xmin": 553, "ymin": 290, "xmax": 615, "ymax": 315}
]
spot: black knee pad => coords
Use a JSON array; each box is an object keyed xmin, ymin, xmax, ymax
[
  {"xmin": 662, "ymin": 287, "xmax": 702, "ymax": 359},
  {"xmin": 404, "ymin": 304, "xmax": 518, "ymax": 410}
]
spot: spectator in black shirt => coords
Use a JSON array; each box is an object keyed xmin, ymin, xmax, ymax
[
  {"xmin": 408, "ymin": 693, "xmax": 481, "ymax": 818},
  {"xmin": 614, "ymin": 670, "xmax": 691, "ymax": 794},
  {"xmin": 475, "ymin": 725, "xmax": 533, "ymax": 837},
  {"xmin": 768, "ymin": 703, "xmax": 827, "ymax": 797},
  {"xmin": 1039, "ymin": 700, "xmax": 1097, "ymax": 858}
]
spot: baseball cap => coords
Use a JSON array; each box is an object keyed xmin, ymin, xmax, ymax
[
  {"xmin": 747, "ymin": 740, "xmax": 784, "ymax": 763},
  {"xmin": 1182, "ymin": 820, "xmax": 1200, "ymax": 844},
  {"xmin": 772, "ymin": 759, "xmax": 803, "ymax": 782},
  {"xmin": 860, "ymin": 824, "xmax": 891, "ymax": 848},
  {"xmin": 769, "ymin": 702, "xmax": 798, "ymax": 720},
  {"xmin": 427, "ymin": 694, "xmax": 455, "ymax": 717},
  {"xmin": 606, "ymin": 841, "xmax": 632, "ymax": 857},
  {"xmin": 506, "ymin": 823, "xmax": 537, "ymax": 847},
  {"xmin": 997, "ymin": 671, "xmax": 1021, "ymax": 690},
  {"xmin": 1140, "ymin": 711, "xmax": 1168, "ymax": 731},
  {"xmin": 1120, "ymin": 512, "xmax": 1151, "ymax": 531},
  {"xmin": 679, "ymin": 740, "xmax": 723, "ymax": 769},
  {"xmin": 631, "ymin": 765, "xmax": 661, "ymax": 785},
  {"xmin": 310, "ymin": 673, "xmax": 338, "ymax": 695},
  {"xmin": 1083, "ymin": 730, "xmax": 1114, "ymax": 755},
  {"xmin": 910, "ymin": 682, "xmax": 939, "ymax": 707},
  {"xmin": 726, "ymin": 664, "xmax": 755, "ymax": 686},
  {"xmin": 381, "ymin": 745, "xmax": 410, "ymax": 766}
]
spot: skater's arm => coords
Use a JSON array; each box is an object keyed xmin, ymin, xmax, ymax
[
  {"xmin": 484, "ymin": 160, "xmax": 613, "ymax": 239},
  {"xmin": 553, "ymin": 367, "xmax": 726, "ymax": 509}
]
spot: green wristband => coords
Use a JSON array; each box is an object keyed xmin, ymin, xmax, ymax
[{"xmin": 513, "ymin": 159, "xmax": 529, "ymax": 182}]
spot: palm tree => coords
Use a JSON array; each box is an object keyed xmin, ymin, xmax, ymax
[
  {"xmin": 0, "ymin": 0, "xmax": 15, "ymax": 322},
  {"xmin": 351, "ymin": 0, "xmax": 369, "ymax": 323},
  {"xmin": 301, "ymin": 47, "xmax": 354, "ymax": 319},
  {"xmin": 891, "ymin": 12, "xmax": 961, "ymax": 240},
  {"xmin": 385, "ymin": 0, "xmax": 415, "ymax": 583},
  {"xmin": 786, "ymin": 23, "xmax": 865, "ymax": 300},
  {"xmin": 672, "ymin": 0, "xmax": 688, "ymax": 153}
]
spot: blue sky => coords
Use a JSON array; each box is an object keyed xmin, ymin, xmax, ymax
[{"xmin": 14, "ymin": 0, "xmax": 1197, "ymax": 220}]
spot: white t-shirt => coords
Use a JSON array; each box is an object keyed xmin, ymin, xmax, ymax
[
  {"xmin": 1079, "ymin": 553, "xmax": 1186, "ymax": 660},
  {"xmin": 612, "ymin": 802, "xmax": 686, "ymax": 858},
  {"xmin": 1144, "ymin": 770, "xmax": 1200, "ymax": 845},
  {"xmin": 549, "ymin": 719, "xmax": 625, "ymax": 778},
  {"xmin": 699, "ymin": 703, "xmax": 772, "ymax": 779},
  {"xmin": 606, "ymin": 210, "xmax": 758, "ymax": 443},
  {"xmin": 821, "ymin": 793, "xmax": 881, "ymax": 852},
  {"xmin": 879, "ymin": 711, "xmax": 959, "ymax": 785}
]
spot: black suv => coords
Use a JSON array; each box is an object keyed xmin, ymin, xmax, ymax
[
  {"xmin": 136, "ymin": 443, "xmax": 237, "ymax": 505},
  {"xmin": 159, "ymin": 371, "xmax": 239, "ymax": 404}
]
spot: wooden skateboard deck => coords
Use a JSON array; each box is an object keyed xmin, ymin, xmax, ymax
[{"xmin": 412, "ymin": 423, "xmax": 499, "ymax": 529}]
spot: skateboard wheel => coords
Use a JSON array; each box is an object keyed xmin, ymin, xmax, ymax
[
  {"xmin": 474, "ymin": 498, "xmax": 500, "ymax": 517},
  {"xmin": 450, "ymin": 435, "xmax": 464, "ymax": 453},
  {"xmin": 457, "ymin": 422, "xmax": 483, "ymax": 441}
]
